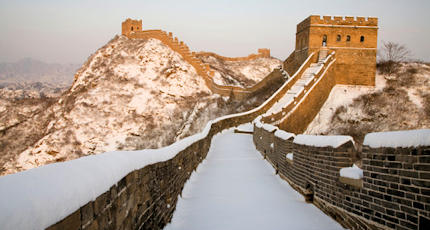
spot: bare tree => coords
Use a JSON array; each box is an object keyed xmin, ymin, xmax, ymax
[{"xmin": 377, "ymin": 41, "xmax": 412, "ymax": 75}]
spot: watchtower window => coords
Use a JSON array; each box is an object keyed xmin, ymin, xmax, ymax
[
  {"xmin": 337, "ymin": 35, "xmax": 341, "ymax": 42},
  {"xmin": 137, "ymin": 27, "xmax": 139, "ymax": 30},
  {"xmin": 131, "ymin": 27, "xmax": 134, "ymax": 31},
  {"xmin": 346, "ymin": 35, "xmax": 351, "ymax": 42},
  {"xmin": 360, "ymin": 36, "xmax": 365, "ymax": 42},
  {"xmin": 322, "ymin": 35, "xmax": 327, "ymax": 46}
]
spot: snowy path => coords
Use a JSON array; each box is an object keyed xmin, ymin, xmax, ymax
[
  {"xmin": 164, "ymin": 129, "xmax": 344, "ymax": 230},
  {"xmin": 266, "ymin": 63, "xmax": 321, "ymax": 115}
]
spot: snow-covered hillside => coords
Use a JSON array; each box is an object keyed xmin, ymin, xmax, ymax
[
  {"xmin": 1, "ymin": 36, "xmax": 280, "ymax": 176},
  {"xmin": 305, "ymin": 63, "xmax": 430, "ymax": 143},
  {"xmin": 198, "ymin": 55, "xmax": 282, "ymax": 87},
  {"xmin": 1, "ymin": 37, "xmax": 211, "ymax": 174}
]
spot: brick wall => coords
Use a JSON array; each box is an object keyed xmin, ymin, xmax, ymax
[
  {"xmin": 361, "ymin": 145, "xmax": 430, "ymax": 229},
  {"xmin": 253, "ymin": 125, "xmax": 430, "ymax": 230}
]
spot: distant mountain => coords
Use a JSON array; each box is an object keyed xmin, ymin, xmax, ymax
[{"xmin": 0, "ymin": 58, "xmax": 80, "ymax": 84}]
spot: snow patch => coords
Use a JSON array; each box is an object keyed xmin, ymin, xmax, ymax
[
  {"xmin": 340, "ymin": 164, "xmax": 363, "ymax": 179},
  {"xmin": 305, "ymin": 84, "xmax": 375, "ymax": 135},
  {"xmin": 236, "ymin": 123, "xmax": 254, "ymax": 133},
  {"xmin": 363, "ymin": 129, "xmax": 430, "ymax": 148},
  {"xmin": 274, "ymin": 130, "xmax": 295, "ymax": 140},
  {"xmin": 407, "ymin": 88, "xmax": 423, "ymax": 108},
  {"xmin": 261, "ymin": 124, "xmax": 278, "ymax": 133},
  {"xmin": 286, "ymin": 153, "xmax": 293, "ymax": 161}
]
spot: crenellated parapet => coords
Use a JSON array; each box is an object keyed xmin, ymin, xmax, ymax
[
  {"xmin": 297, "ymin": 15, "xmax": 378, "ymax": 33},
  {"xmin": 121, "ymin": 19, "xmax": 142, "ymax": 37}
]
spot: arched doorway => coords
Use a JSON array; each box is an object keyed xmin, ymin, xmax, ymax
[{"xmin": 322, "ymin": 35, "xmax": 327, "ymax": 46}]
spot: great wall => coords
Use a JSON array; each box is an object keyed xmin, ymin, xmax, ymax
[
  {"xmin": 0, "ymin": 15, "xmax": 429, "ymax": 230},
  {"xmin": 121, "ymin": 19, "xmax": 286, "ymax": 100}
]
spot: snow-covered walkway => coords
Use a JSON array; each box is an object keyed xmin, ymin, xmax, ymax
[{"xmin": 164, "ymin": 129, "xmax": 344, "ymax": 230}]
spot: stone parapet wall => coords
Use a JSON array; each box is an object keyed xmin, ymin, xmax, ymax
[
  {"xmin": 253, "ymin": 125, "xmax": 430, "ymax": 230},
  {"xmin": 283, "ymin": 51, "xmax": 304, "ymax": 77},
  {"xmin": 360, "ymin": 144, "xmax": 430, "ymax": 229},
  {"xmin": 47, "ymin": 136, "xmax": 211, "ymax": 230}
]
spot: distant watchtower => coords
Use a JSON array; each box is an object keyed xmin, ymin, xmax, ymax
[
  {"xmin": 122, "ymin": 19, "xmax": 142, "ymax": 37},
  {"xmin": 295, "ymin": 15, "xmax": 378, "ymax": 86}
]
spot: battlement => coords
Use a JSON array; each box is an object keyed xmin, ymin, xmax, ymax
[
  {"xmin": 297, "ymin": 15, "xmax": 378, "ymax": 33},
  {"xmin": 122, "ymin": 19, "xmax": 142, "ymax": 37},
  {"xmin": 258, "ymin": 48, "xmax": 271, "ymax": 58}
]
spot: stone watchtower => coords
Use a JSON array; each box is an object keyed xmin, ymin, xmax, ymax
[
  {"xmin": 295, "ymin": 15, "xmax": 378, "ymax": 86},
  {"xmin": 122, "ymin": 19, "xmax": 142, "ymax": 37}
]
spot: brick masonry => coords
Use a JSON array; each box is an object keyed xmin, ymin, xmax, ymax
[
  {"xmin": 253, "ymin": 124, "xmax": 430, "ymax": 230},
  {"xmin": 47, "ymin": 133, "xmax": 211, "ymax": 230}
]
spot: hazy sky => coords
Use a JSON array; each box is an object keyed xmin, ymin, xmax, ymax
[{"xmin": 1, "ymin": 0, "xmax": 429, "ymax": 64}]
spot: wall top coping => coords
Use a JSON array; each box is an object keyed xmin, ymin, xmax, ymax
[
  {"xmin": 294, "ymin": 134, "xmax": 354, "ymax": 148},
  {"xmin": 275, "ymin": 129, "xmax": 295, "ymax": 140},
  {"xmin": 257, "ymin": 122, "xmax": 278, "ymax": 133},
  {"xmin": 254, "ymin": 116, "xmax": 278, "ymax": 133},
  {"xmin": 363, "ymin": 129, "xmax": 430, "ymax": 148},
  {"xmin": 339, "ymin": 164, "xmax": 363, "ymax": 180},
  {"xmin": 297, "ymin": 15, "xmax": 378, "ymax": 33}
]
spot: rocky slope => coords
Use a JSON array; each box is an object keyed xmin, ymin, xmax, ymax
[
  {"xmin": 305, "ymin": 63, "xmax": 430, "ymax": 144},
  {"xmin": 1, "ymin": 36, "xmax": 281, "ymax": 175},
  {"xmin": 198, "ymin": 55, "xmax": 282, "ymax": 87}
]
